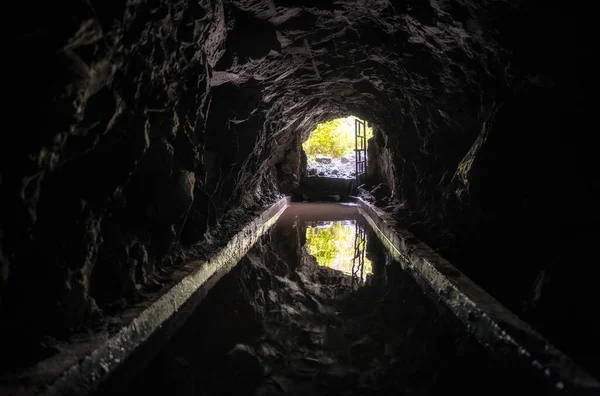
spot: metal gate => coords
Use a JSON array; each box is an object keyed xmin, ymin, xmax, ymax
[
  {"xmin": 351, "ymin": 222, "xmax": 367, "ymax": 289},
  {"xmin": 355, "ymin": 118, "xmax": 368, "ymax": 186}
]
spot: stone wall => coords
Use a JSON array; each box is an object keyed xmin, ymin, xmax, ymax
[{"xmin": 1, "ymin": 0, "xmax": 595, "ymax": 375}]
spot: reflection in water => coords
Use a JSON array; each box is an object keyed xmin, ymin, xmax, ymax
[
  {"xmin": 305, "ymin": 220, "xmax": 373, "ymax": 285},
  {"xmin": 131, "ymin": 203, "xmax": 527, "ymax": 396}
]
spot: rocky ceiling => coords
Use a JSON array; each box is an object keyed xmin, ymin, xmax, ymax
[{"xmin": 1, "ymin": 0, "xmax": 596, "ymax": 377}]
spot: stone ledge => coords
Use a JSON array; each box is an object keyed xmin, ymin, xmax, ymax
[
  {"xmin": 1, "ymin": 197, "xmax": 291, "ymax": 396},
  {"xmin": 352, "ymin": 197, "xmax": 600, "ymax": 395}
]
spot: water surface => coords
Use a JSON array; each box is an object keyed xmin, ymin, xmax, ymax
[{"xmin": 121, "ymin": 203, "xmax": 544, "ymax": 396}]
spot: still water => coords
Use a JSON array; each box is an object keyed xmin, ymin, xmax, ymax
[
  {"xmin": 305, "ymin": 220, "xmax": 372, "ymax": 284},
  {"xmin": 116, "ymin": 203, "xmax": 545, "ymax": 396}
]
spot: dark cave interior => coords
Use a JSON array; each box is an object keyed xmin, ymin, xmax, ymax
[{"xmin": 0, "ymin": 0, "xmax": 597, "ymax": 393}]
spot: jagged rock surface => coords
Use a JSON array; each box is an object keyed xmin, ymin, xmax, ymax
[{"xmin": 0, "ymin": 0, "xmax": 596, "ymax": 377}]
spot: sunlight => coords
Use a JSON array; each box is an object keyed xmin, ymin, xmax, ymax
[{"xmin": 302, "ymin": 116, "xmax": 373, "ymax": 162}]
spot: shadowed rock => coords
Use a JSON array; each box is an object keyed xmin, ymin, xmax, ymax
[{"xmin": 0, "ymin": 0, "xmax": 596, "ymax": 381}]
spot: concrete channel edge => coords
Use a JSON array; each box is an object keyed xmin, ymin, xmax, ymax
[
  {"xmin": 353, "ymin": 196, "xmax": 599, "ymax": 394},
  {"xmin": 8, "ymin": 197, "xmax": 291, "ymax": 396}
]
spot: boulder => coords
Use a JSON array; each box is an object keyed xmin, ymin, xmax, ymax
[{"xmin": 315, "ymin": 155, "xmax": 332, "ymax": 164}]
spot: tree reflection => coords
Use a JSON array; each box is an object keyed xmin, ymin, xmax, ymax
[{"xmin": 305, "ymin": 220, "xmax": 373, "ymax": 283}]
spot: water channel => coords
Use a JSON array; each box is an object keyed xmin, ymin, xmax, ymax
[{"xmin": 104, "ymin": 203, "xmax": 550, "ymax": 395}]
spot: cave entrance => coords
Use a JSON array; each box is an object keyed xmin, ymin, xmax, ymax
[{"xmin": 302, "ymin": 116, "xmax": 373, "ymax": 182}]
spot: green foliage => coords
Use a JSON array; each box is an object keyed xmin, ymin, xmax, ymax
[
  {"xmin": 306, "ymin": 222, "xmax": 355, "ymax": 270},
  {"xmin": 302, "ymin": 116, "xmax": 373, "ymax": 161},
  {"xmin": 305, "ymin": 221, "xmax": 373, "ymax": 276}
]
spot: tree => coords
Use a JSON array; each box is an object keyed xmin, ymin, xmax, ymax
[
  {"xmin": 305, "ymin": 221, "xmax": 373, "ymax": 276},
  {"xmin": 302, "ymin": 116, "xmax": 373, "ymax": 161},
  {"xmin": 305, "ymin": 222, "xmax": 354, "ymax": 270}
]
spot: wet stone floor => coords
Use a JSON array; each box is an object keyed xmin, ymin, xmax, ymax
[{"xmin": 114, "ymin": 204, "xmax": 544, "ymax": 396}]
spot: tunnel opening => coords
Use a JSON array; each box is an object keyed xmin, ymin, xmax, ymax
[
  {"xmin": 302, "ymin": 116, "xmax": 373, "ymax": 180},
  {"xmin": 2, "ymin": 0, "xmax": 599, "ymax": 393},
  {"xmin": 295, "ymin": 116, "xmax": 375, "ymax": 201}
]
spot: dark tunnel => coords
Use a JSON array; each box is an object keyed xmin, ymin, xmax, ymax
[{"xmin": 0, "ymin": 0, "xmax": 597, "ymax": 394}]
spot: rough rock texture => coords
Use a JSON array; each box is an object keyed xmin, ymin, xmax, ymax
[
  {"xmin": 1, "ymin": 0, "xmax": 595, "ymax": 377},
  {"xmin": 276, "ymin": 136, "xmax": 304, "ymax": 195}
]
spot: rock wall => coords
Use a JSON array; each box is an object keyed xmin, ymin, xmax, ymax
[
  {"xmin": 1, "ymin": 0, "xmax": 595, "ymax": 375},
  {"xmin": 1, "ymin": 0, "xmax": 290, "ymax": 363}
]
